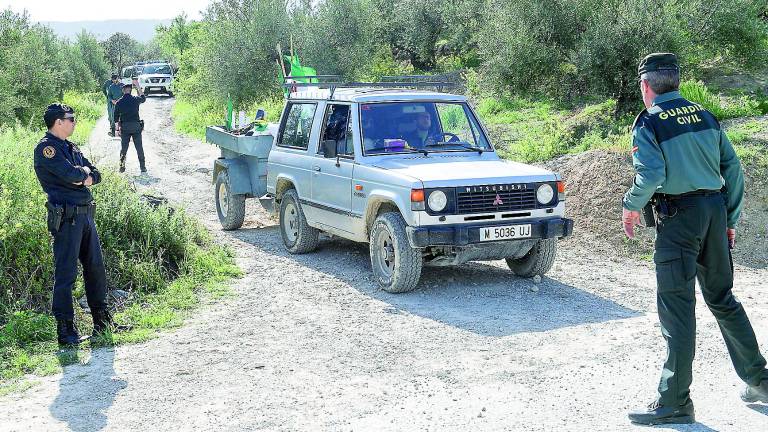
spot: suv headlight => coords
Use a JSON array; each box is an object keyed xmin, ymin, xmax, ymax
[
  {"xmin": 536, "ymin": 183, "xmax": 554, "ymax": 205},
  {"xmin": 428, "ymin": 190, "xmax": 447, "ymax": 212}
]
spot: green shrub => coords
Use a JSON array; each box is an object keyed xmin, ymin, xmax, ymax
[
  {"xmin": 0, "ymin": 311, "xmax": 56, "ymax": 346},
  {"xmin": 680, "ymin": 80, "xmax": 727, "ymax": 119}
]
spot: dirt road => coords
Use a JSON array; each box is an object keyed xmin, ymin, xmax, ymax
[{"xmin": 2, "ymin": 97, "xmax": 768, "ymax": 431}]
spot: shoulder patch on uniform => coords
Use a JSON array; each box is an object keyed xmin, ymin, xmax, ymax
[
  {"xmin": 631, "ymin": 109, "xmax": 648, "ymax": 129},
  {"xmin": 42, "ymin": 146, "xmax": 56, "ymax": 158}
]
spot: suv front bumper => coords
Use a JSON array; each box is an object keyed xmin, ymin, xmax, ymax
[{"xmin": 406, "ymin": 217, "xmax": 573, "ymax": 248}]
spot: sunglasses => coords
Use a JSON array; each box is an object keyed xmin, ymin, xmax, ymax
[{"xmin": 60, "ymin": 115, "xmax": 76, "ymax": 123}]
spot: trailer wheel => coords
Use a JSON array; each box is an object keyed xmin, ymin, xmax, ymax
[
  {"xmin": 279, "ymin": 189, "xmax": 319, "ymax": 253},
  {"xmin": 215, "ymin": 170, "xmax": 245, "ymax": 230}
]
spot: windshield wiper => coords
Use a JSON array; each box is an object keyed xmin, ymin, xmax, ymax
[
  {"xmin": 426, "ymin": 141, "xmax": 484, "ymax": 155},
  {"xmin": 365, "ymin": 146, "xmax": 429, "ymax": 156}
]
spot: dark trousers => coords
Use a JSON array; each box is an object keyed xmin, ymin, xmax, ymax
[
  {"xmin": 654, "ymin": 193, "xmax": 768, "ymax": 405},
  {"xmin": 119, "ymin": 122, "xmax": 145, "ymax": 170},
  {"xmin": 52, "ymin": 210, "xmax": 108, "ymax": 320},
  {"xmin": 107, "ymin": 102, "xmax": 115, "ymax": 134}
]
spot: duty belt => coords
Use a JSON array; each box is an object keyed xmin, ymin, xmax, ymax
[
  {"xmin": 63, "ymin": 202, "xmax": 95, "ymax": 218},
  {"xmin": 657, "ymin": 189, "xmax": 721, "ymax": 200}
]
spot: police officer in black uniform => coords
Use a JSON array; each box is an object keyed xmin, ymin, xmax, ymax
[
  {"xmin": 114, "ymin": 79, "xmax": 147, "ymax": 173},
  {"xmin": 623, "ymin": 53, "xmax": 768, "ymax": 424},
  {"xmin": 34, "ymin": 104, "xmax": 113, "ymax": 346}
]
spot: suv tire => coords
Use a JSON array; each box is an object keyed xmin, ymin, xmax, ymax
[
  {"xmin": 506, "ymin": 238, "xmax": 556, "ymax": 278},
  {"xmin": 279, "ymin": 189, "xmax": 319, "ymax": 253},
  {"xmin": 215, "ymin": 170, "xmax": 245, "ymax": 230},
  {"xmin": 369, "ymin": 212, "xmax": 422, "ymax": 293}
]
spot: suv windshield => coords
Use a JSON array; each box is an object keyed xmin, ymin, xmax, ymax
[
  {"xmin": 142, "ymin": 64, "xmax": 172, "ymax": 75},
  {"xmin": 361, "ymin": 102, "xmax": 492, "ymax": 155}
]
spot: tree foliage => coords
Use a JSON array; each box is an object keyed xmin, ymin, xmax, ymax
[{"xmin": 101, "ymin": 32, "xmax": 141, "ymax": 73}]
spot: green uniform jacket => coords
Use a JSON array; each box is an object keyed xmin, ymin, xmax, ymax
[
  {"xmin": 623, "ymin": 91, "xmax": 744, "ymax": 228},
  {"xmin": 107, "ymin": 83, "xmax": 123, "ymax": 103},
  {"xmin": 102, "ymin": 79, "xmax": 112, "ymax": 98}
]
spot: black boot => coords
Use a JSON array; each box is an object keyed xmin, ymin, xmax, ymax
[
  {"xmin": 91, "ymin": 308, "xmax": 113, "ymax": 337},
  {"xmin": 119, "ymin": 159, "xmax": 126, "ymax": 173},
  {"xmin": 628, "ymin": 399, "xmax": 695, "ymax": 425},
  {"xmin": 56, "ymin": 319, "xmax": 81, "ymax": 346}
]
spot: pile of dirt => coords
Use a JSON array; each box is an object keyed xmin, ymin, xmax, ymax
[
  {"xmin": 542, "ymin": 150, "xmax": 767, "ymax": 268},
  {"xmin": 541, "ymin": 150, "xmax": 655, "ymax": 258}
]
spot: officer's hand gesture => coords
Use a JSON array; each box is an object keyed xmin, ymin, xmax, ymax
[
  {"xmin": 622, "ymin": 208, "xmax": 641, "ymax": 239},
  {"xmin": 727, "ymin": 228, "xmax": 736, "ymax": 249},
  {"xmin": 83, "ymin": 175, "xmax": 93, "ymax": 187}
]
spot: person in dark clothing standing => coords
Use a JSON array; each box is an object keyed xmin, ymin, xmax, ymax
[
  {"xmin": 33, "ymin": 103, "xmax": 113, "ymax": 346},
  {"xmin": 114, "ymin": 79, "xmax": 147, "ymax": 173},
  {"xmin": 103, "ymin": 74, "xmax": 121, "ymax": 137}
]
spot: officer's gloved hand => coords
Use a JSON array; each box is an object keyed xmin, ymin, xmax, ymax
[
  {"xmin": 622, "ymin": 207, "xmax": 641, "ymax": 239},
  {"xmin": 727, "ymin": 228, "xmax": 736, "ymax": 249}
]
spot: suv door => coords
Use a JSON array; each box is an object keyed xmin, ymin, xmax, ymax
[{"xmin": 310, "ymin": 103, "xmax": 355, "ymax": 232}]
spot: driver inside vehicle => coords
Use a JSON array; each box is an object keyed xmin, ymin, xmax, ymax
[{"xmin": 401, "ymin": 111, "xmax": 440, "ymax": 149}]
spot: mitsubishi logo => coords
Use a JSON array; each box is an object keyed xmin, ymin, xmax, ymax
[{"xmin": 493, "ymin": 194, "xmax": 503, "ymax": 206}]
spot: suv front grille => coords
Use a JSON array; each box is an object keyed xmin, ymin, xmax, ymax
[{"xmin": 456, "ymin": 183, "xmax": 537, "ymax": 214}]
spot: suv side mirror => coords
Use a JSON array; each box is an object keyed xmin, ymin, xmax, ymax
[{"xmin": 321, "ymin": 140, "xmax": 338, "ymax": 159}]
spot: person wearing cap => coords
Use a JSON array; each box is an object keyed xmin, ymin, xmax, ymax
[
  {"xmin": 623, "ymin": 53, "xmax": 768, "ymax": 424},
  {"xmin": 113, "ymin": 79, "xmax": 147, "ymax": 173},
  {"xmin": 34, "ymin": 103, "xmax": 113, "ymax": 346},
  {"xmin": 106, "ymin": 74, "xmax": 123, "ymax": 137}
]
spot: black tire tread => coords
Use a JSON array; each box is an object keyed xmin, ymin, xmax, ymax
[
  {"xmin": 369, "ymin": 212, "xmax": 422, "ymax": 293},
  {"xmin": 280, "ymin": 189, "xmax": 319, "ymax": 254},
  {"xmin": 506, "ymin": 238, "xmax": 557, "ymax": 277},
  {"xmin": 215, "ymin": 171, "xmax": 246, "ymax": 230}
]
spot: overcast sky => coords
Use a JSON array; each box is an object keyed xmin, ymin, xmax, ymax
[{"xmin": 1, "ymin": 0, "xmax": 210, "ymax": 22}]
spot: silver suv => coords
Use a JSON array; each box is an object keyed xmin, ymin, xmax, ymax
[
  {"xmin": 137, "ymin": 62, "xmax": 174, "ymax": 96},
  {"xmin": 210, "ymin": 85, "xmax": 573, "ymax": 293}
]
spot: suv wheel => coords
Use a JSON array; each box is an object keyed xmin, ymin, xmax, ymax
[
  {"xmin": 215, "ymin": 170, "xmax": 245, "ymax": 230},
  {"xmin": 279, "ymin": 189, "xmax": 319, "ymax": 253},
  {"xmin": 369, "ymin": 212, "xmax": 422, "ymax": 293},
  {"xmin": 506, "ymin": 238, "xmax": 556, "ymax": 277}
]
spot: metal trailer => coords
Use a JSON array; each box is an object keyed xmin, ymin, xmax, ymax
[{"xmin": 206, "ymin": 126, "xmax": 275, "ymax": 230}]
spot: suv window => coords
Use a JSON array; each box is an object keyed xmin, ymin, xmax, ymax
[
  {"xmin": 319, "ymin": 104, "xmax": 354, "ymax": 157},
  {"xmin": 361, "ymin": 102, "xmax": 492, "ymax": 155},
  {"xmin": 142, "ymin": 64, "xmax": 173, "ymax": 74},
  {"xmin": 279, "ymin": 103, "xmax": 317, "ymax": 150}
]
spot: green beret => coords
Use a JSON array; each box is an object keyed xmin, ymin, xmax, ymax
[{"xmin": 638, "ymin": 53, "xmax": 679, "ymax": 76}]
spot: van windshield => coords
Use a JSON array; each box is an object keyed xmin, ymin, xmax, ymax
[
  {"xmin": 142, "ymin": 64, "xmax": 172, "ymax": 75},
  {"xmin": 361, "ymin": 102, "xmax": 492, "ymax": 155}
]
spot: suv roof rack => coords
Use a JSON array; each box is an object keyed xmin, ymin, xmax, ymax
[{"xmin": 282, "ymin": 75, "xmax": 459, "ymax": 99}]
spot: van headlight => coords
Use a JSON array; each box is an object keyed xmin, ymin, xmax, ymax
[
  {"xmin": 428, "ymin": 190, "xmax": 447, "ymax": 212},
  {"xmin": 536, "ymin": 183, "xmax": 554, "ymax": 205}
]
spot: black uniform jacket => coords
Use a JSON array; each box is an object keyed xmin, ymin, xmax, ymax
[
  {"xmin": 33, "ymin": 132, "xmax": 101, "ymax": 206},
  {"xmin": 114, "ymin": 94, "xmax": 146, "ymax": 123}
]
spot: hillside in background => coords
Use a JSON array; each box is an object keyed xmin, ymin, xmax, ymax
[{"xmin": 43, "ymin": 19, "xmax": 170, "ymax": 42}]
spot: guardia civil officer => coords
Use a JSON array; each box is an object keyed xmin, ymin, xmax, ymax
[
  {"xmin": 114, "ymin": 78, "xmax": 147, "ymax": 173},
  {"xmin": 106, "ymin": 75, "xmax": 124, "ymax": 137},
  {"xmin": 34, "ymin": 104, "xmax": 113, "ymax": 346},
  {"xmin": 622, "ymin": 53, "xmax": 768, "ymax": 425}
]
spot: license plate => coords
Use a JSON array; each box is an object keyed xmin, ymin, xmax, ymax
[{"xmin": 480, "ymin": 224, "xmax": 532, "ymax": 241}]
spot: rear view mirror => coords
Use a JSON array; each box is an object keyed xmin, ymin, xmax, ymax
[{"xmin": 321, "ymin": 140, "xmax": 338, "ymax": 158}]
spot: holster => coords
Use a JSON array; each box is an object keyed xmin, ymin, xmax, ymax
[
  {"xmin": 45, "ymin": 202, "xmax": 64, "ymax": 234},
  {"xmin": 641, "ymin": 201, "xmax": 656, "ymax": 228}
]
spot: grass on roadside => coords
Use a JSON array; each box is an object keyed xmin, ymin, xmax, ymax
[
  {"xmin": 477, "ymin": 96, "xmax": 632, "ymax": 162},
  {"xmin": 0, "ymin": 92, "xmax": 241, "ymax": 393}
]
